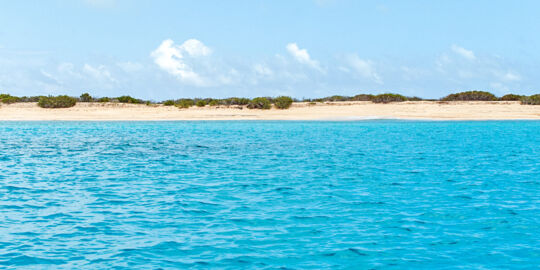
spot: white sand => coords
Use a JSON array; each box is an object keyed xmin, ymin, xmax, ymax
[{"xmin": 0, "ymin": 101, "xmax": 539, "ymax": 121}]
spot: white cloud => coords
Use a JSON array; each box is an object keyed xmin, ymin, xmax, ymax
[
  {"xmin": 57, "ymin": 62, "xmax": 81, "ymax": 78},
  {"xmin": 286, "ymin": 43, "xmax": 322, "ymax": 71},
  {"xmin": 253, "ymin": 63, "xmax": 273, "ymax": 76},
  {"xmin": 451, "ymin": 45, "xmax": 475, "ymax": 60},
  {"xmin": 150, "ymin": 39, "xmax": 212, "ymax": 86},
  {"xmin": 179, "ymin": 39, "xmax": 212, "ymax": 57},
  {"xmin": 345, "ymin": 54, "xmax": 382, "ymax": 84},
  {"xmin": 83, "ymin": 64, "xmax": 116, "ymax": 82}
]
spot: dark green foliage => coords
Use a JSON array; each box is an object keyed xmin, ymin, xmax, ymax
[
  {"xmin": 18, "ymin": 96, "xmax": 41, "ymax": 102},
  {"xmin": 324, "ymin": 95, "xmax": 350, "ymax": 102},
  {"xmin": 351, "ymin": 94, "xmax": 374, "ymax": 101},
  {"xmin": 4, "ymin": 91, "xmax": 539, "ymax": 109},
  {"xmin": 274, "ymin": 96, "xmax": 293, "ymax": 109},
  {"xmin": 371, "ymin": 93, "xmax": 408, "ymax": 103},
  {"xmin": 247, "ymin": 97, "xmax": 271, "ymax": 109},
  {"xmin": 97, "ymin": 97, "xmax": 110, "ymax": 102},
  {"xmin": 500, "ymin": 94, "xmax": 523, "ymax": 101},
  {"xmin": 441, "ymin": 91, "xmax": 497, "ymax": 101},
  {"xmin": 176, "ymin": 99, "xmax": 194, "ymax": 108},
  {"xmin": 196, "ymin": 100, "xmax": 207, "ymax": 107},
  {"xmin": 0, "ymin": 94, "xmax": 20, "ymax": 104},
  {"xmin": 220, "ymin": 97, "xmax": 250, "ymax": 106},
  {"xmin": 163, "ymin": 100, "xmax": 175, "ymax": 106},
  {"xmin": 521, "ymin": 94, "xmax": 540, "ymax": 105},
  {"xmin": 37, "ymin": 95, "xmax": 77, "ymax": 108},
  {"xmin": 117, "ymin": 95, "xmax": 143, "ymax": 104},
  {"xmin": 80, "ymin": 93, "xmax": 93, "ymax": 102}
]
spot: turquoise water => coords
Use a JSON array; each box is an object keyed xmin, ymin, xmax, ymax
[{"xmin": 0, "ymin": 121, "xmax": 539, "ymax": 269}]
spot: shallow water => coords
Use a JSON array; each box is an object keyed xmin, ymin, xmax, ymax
[{"xmin": 0, "ymin": 121, "xmax": 539, "ymax": 269}]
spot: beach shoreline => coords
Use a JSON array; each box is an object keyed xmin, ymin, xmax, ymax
[{"xmin": 0, "ymin": 101, "xmax": 539, "ymax": 121}]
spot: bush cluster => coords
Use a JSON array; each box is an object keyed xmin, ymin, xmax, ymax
[
  {"xmin": 441, "ymin": 91, "xmax": 497, "ymax": 101},
  {"xmin": 371, "ymin": 93, "xmax": 408, "ymax": 103},
  {"xmin": 196, "ymin": 100, "xmax": 207, "ymax": 107},
  {"xmin": 500, "ymin": 94, "xmax": 524, "ymax": 101},
  {"xmin": 274, "ymin": 96, "xmax": 294, "ymax": 109},
  {"xmin": 117, "ymin": 95, "xmax": 144, "ymax": 104},
  {"xmin": 2, "ymin": 91, "xmax": 540, "ymax": 109},
  {"xmin": 308, "ymin": 93, "xmax": 412, "ymax": 103},
  {"xmin": 247, "ymin": 97, "xmax": 272, "ymax": 109},
  {"xmin": 176, "ymin": 99, "xmax": 195, "ymax": 109},
  {"xmin": 80, "ymin": 93, "xmax": 93, "ymax": 102},
  {"xmin": 0, "ymin": 94, "xmax": 21, "ymax": 104},
  {"xmin": 37, "ymin": 95, "xmax": 77, "ymax": 108},
  {"xmin": 521, "ymin": 94, "xmax": 540, "ymax": 105}
]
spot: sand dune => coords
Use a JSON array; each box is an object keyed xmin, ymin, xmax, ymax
[{"xmin": 0, "ymin": 101, "xmax": 539, "ymax": 121}]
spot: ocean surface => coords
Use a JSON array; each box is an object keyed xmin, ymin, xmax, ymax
[{"xmin": 0, "ymin": 121, "xmax": 539, "ymax": 269}]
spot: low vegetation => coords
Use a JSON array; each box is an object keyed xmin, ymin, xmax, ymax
[
  {"xmin": 247, "ymin": 97, "xmax": 272, "ymax": 109},
  {"xmin": 274, "ymin": 96, "xmax": 293, "ymax": 109},
  {"xmin": 176, "ymin": 99, "xmax": 194, "ymax": 109},
  {"xmin": 196, "ymin": 100, "xmax": 207, "ymax": 107},
  {"xmin": 441, "ymin": 91, "xmax": 497, "ymax": 101},
  {"xmin": 1, "ymin": 91, "xmax": 539, "ymax": 109},
  {"xmin": 37, "ymin": 95, "xmax": 77, "ymax": 108},
  {"xmin": 80, "ymin": 93, "xmax": 93, "ymax": 102},
  {"xmin": 500, "ymin": 94, "xmax": 524, "ymax": 101},
  {"xmin": 371, "ymin": 93, "xmax": 408, "ymax": 103},
  {"xmin": 0, "ymin": 94, "xmax": 21, "ymax": 104},
  {"xmin": 117, "ymin": 95, "xmax": 144, "ymax": 104},
  {"xmin": 521, "ymin": 94, "xmax": 540, "ymax": 105}
]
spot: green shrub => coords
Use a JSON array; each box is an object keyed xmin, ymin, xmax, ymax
[
  {"xmin": 163, "ymin": 100, "xmax": 175, "ymax": 106},
  {"xmin": 407, "ymin": 96, "xmax": 423, "ymax": 101},
  {"xmin": 274, "ymin": 96, "xmax": 293, "ymax": 109},
  {"xmin": 97, "ymin": 97, "xmax": 110, "ymax": 102},
  {"xmin": 220, "ymin": 97, "xmax": 250, "ymax": 105},
  {"xmin": 371, "ymin": 93, "xmax": 408, "ymax": 103},
  {"xmin": 500, "ymin": 94, "xmax": 523, "ymax": 101},
  {"xmin": 19, "ymin": 96, "xmax": 41, "ymax": 102},
  {"xmin": 80, "ymin": 93, "xmax": 93, "ymax": 102},
  {"xmin": 441, "ymin": 91, "xmax": 497, "ymax": 101},
  {"xmin": 0, "ymin": 94, "xmax": 20, "ymax": 104},
  {"xmin": 521, "ymin": 94, "xmax": 540, "ymax": 105},
  {"xmin": 208, "ymin": 99, "xmax": 219, "ymax": 106},
  {"xmin": 247, "ymin": 97, "xmax": 271, "ymax": 109},
  {"xmin": 117, "ymin": 95, "xmax": 143, "ymax": 104},
  {"xmin": 37, "ymin": 95, "xmax": 77, "ymax": 108},
  {"xmin": 352, "ymin": 94, "xmax": 374, "ymax": 101},
  {"xmin": 196, "ymin": 100, "xmax": 207, "ymax": 107},
  {"xmin": 176, "ymin": 99, "xmax": 194, "ymax": 108},
  {"xmin": 324, "ymin": 95, "xmax": 350, "ymax": 102}
]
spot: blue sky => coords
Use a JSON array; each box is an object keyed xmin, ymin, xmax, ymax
[{"xmin": 1, "ymin": 0, "xmax": 539, "ymax": 100}]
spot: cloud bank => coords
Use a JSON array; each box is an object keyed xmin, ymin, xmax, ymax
[
  {"xmin": 286, "ymin": 43, "xmax": 322, "ymax": 72},
  {"xmin": 150, "ymin": 39, "xmax": 212, "ymax": 86}
]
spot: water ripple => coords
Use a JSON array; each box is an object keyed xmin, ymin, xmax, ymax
[{"xmin": 0, "ymin": 121, "xmax": 539, "ymax": 269}]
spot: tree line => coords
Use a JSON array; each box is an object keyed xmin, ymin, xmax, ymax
[{"xmin": 0, "ymin": 91, "xmax": 538, "ymax": 108}]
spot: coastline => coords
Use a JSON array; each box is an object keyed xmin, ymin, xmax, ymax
[{"xmin": 1, "ymin": 101, "xmax": 539, "ymax": 121}]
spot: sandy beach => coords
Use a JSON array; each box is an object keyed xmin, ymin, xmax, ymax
[{"xmin": 0, "ymin": 101, "xmax": 539, "ymax": 121}]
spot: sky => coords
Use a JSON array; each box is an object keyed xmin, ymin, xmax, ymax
[{"xmin": 1, "ymin": 0, "xmax": 539, "ymax": 100}]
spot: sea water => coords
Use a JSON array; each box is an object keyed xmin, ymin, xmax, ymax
[{"xmin": 0, "ymin": 121, "xmax": 539, "ymax": 269}]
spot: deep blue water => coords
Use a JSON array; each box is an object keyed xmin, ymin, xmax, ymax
[{"xmin": 0, "ymin": 121, "xmax": 539, "ymax": 269}]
